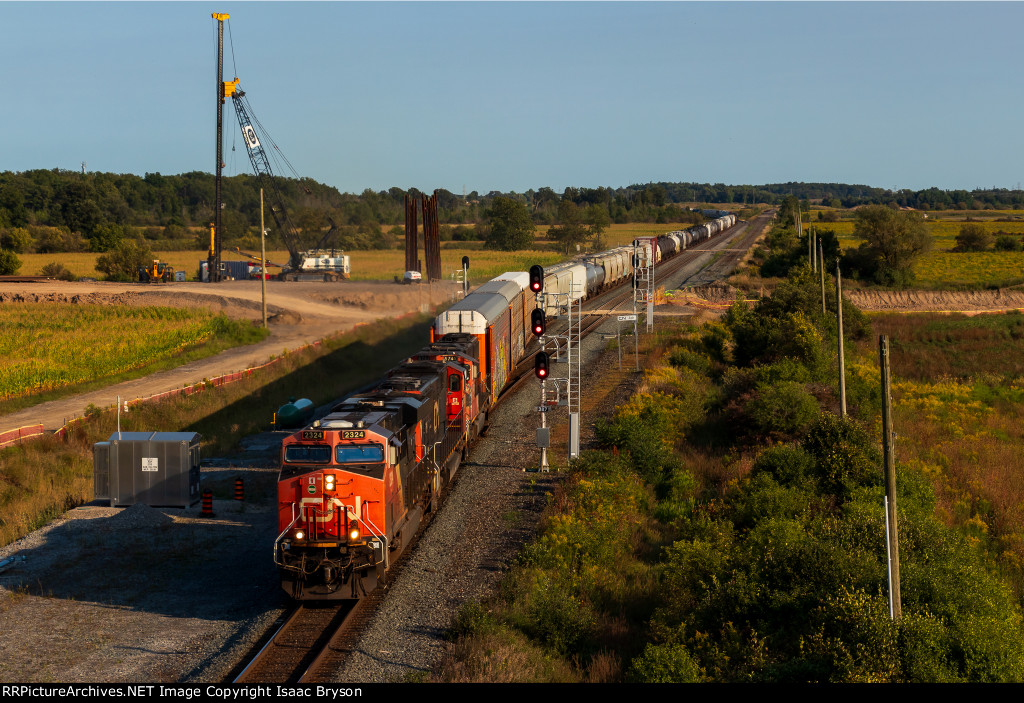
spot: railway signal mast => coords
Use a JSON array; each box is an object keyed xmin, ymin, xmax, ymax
[
  {"xmin": 530, "ymin": 264, "xmax": 582, "ymax": 468},
  {"xmin": 531, "ymin": 266, "xmax": 550, "ymax": 472},
  {"xmin": 633, "ymin": 237, "xmax": 656, "ymax": 332}
]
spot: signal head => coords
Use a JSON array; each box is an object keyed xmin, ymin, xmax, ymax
[
  {"xmin": 529, "ymin": 264, "xmax": 544, "ymax": 293},
  {"xmin": 531, "ymin": 308, "xmax": 546, "ymax": 337},
  {"xmin": 534, "ymin": 351, "xmax": 549, "ymax": 379}
]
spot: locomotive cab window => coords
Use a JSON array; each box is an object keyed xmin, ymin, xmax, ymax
[
  {"xmin": 449, "ymin": 374, "xmax": 462, "ymax": 392},
  {"xmin": 284, "ymin": 445, "xmax": 331, "ymax": 463},
  {"xmin": 335, "ymin": 443, "xmax": 385, "ymax": 464}
]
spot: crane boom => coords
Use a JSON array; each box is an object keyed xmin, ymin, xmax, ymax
[{"xmin": 230, "ymin": 87, "xmax": 303, "ymax": 270}]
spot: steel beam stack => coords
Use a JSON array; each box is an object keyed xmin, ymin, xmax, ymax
[
  {"xmin": 405, "ymin": 194, "xmax": 419, "ymax": 273},
  {"xmin": 422, "ymin": 191, "xmax": 442, "ymax": 282}
]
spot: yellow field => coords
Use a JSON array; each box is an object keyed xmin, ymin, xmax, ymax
[
  {"xmin": 914, "ymin": 251, "xmax": 1024, "ymax": 289},
  {"xmin": 17, "ymin": 221, "xmax": 710, "ymax": 283},
  {"xmin": 797, "ymin": 218, "xmax": 1024, "ymax": 288},
  {"xmin": 0, "ymin": 304, "xmax": 238, "ymax": 400}
]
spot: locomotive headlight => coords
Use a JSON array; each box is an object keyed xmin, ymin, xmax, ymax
[{"xmin": 324, "ymin": 474, "xmax": 336, "ymax": 491}]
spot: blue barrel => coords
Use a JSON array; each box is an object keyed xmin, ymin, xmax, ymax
[{"xmin": 278, "ymin": 398, "xmax": 315, "ymax": 429}]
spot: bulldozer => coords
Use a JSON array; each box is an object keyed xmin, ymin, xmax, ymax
[{"xmin": 139, "ymin": 260, "xmax": 175, "ymax": 283}]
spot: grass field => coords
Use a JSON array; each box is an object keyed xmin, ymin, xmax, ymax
[
  {"xmin": 0, "ymin": 304, "xmax": 267, "ymax": 413},
  {"xmin": 860, "ymin": 312, "xmax": 1024, "ymax": 591},
  {"xmin": 802, "ymin": 218, "xmax": 1024, "ymax": 289}
]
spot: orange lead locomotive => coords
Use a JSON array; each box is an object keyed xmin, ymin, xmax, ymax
[{"xmin": 275, "ymin": 338, "xmax": 480, "ymax": 600}]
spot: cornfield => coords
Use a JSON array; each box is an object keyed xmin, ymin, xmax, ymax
[{"xmin": 0, "ymin": 303, "xmax": 225, "ymax": 399}]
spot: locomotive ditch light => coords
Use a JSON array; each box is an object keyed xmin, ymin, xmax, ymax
[
  {"xmin": 535, "ymin": 351, "xmax": 549, "ymax": 379},
  {"xmin": 348, "ymin": 524, "xmax": 361, "ymax": 542},
  {"xmin": 529, "ymin": 264, "xmax": 544, "ymax": 293},
  {"xmin": 531, "ymin": 308, "xmax": 546, "ymax": 337},
  {"xmin": 292, "ymin": 529, "xmax": 305, "ymax": 541}
]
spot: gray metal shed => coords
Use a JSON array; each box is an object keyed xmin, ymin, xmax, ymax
[{"xmin": 93, "ymin": 432, "xmax": 201, "ymax": 508}]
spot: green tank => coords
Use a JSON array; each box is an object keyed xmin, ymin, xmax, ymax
[{"xmin": 277, "ymin": 398, "xmax": 315, "ymax": 429}]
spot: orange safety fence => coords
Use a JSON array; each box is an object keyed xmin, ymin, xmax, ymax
[{"xmin": 0, "ymin": 424, "xmax": 45, "ymax": 449}]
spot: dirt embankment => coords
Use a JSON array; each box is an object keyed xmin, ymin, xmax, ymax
[{"xmin": 847, "ymin": 289, "xmax": 1024, "ymax": 314}]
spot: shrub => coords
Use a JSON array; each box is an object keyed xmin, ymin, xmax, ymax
[
  {"xmin": 515, "ymin": 571, "xmax": 597, "ymax": 656},
  {"xmin": 994, "ymin": 235, "xmax": 1021, "ymax": 252},
  {"xmin": 627, "ymin": 643, "xmax": 703, "ymax": 682},
  {"xmin": 750, "ymin": 444, "xmax": 817, "ymax": 486},
  {"xmin": 953, "ymin": 223, "xmax": 993, "ymax": 253},
  {"xmin": 0, "ymin": 249, "xmax": 21, "ymax": 275},
  {"xmin": 39, "ymin": 262, "xmax": 76, "ymax": 281},
  {"xmin": 745, "ymin": 380, "xmax": 821, "ymax": 441},
  {"xmin": 801, "ymin": 413, "xmax": 880, "ymax": 499},
  {"xmin": 667, "ymin": 347, "xmax": 712, "ymax": 376},
  {"xmin": 95, "ymin": 239, "xmax": 153, "ymax": 281}
]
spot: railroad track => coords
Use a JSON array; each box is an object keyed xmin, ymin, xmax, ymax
[
  {"xmin": 230, "ymin": 213, "xmax": 770, "ymax": 683},
  {"xmin": 501, "ymin": 212, "xmax": 770, "ymax": 397}
]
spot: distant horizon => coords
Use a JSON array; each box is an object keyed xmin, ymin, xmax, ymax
[{"xmin": 5, "ymin": 165, "xmax": 1014, "ymax": 199}]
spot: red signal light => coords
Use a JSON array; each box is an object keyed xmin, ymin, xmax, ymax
[
  {"xmin": 529, "ymin": 265, "xmax": 544, "ymax": 293},
  {"xmin": 535, "ymin": 351, "xmax": 549, "ymax": 379},
  {"xmin": 531, "ymin": 308, "xmax": 546, "ymax": 337}
]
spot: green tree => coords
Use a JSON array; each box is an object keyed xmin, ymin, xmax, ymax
[
  {"xmin": 0, "ymin": 249, "xmax": 21, "ymax": 275},
  {"xmin": 95, "ymin": 239, "xmax": 153, "ymax": 281},
  {"xmin": 586, "ymin": 203, "xmax": 610, "ymax": 250},
  {"xmin": 852, "ymin": 205, "xmax": 931, "ymax": 286},
  {"xmin": 548, "ymin": 200, "xmax": 589, "ymax": 254},
  {"xmin": 0, "ymin": 227, "xmax": 33, "ymax": 253},
  {"xmin": 87, "ymin": 222, "xmax": 126, "ymax": 252},
  {"xmin": 483, "ymin": 197, "xmax": 535, "ymax": 251},
  {"xmin": 953, "ymin": 223, "xmax": 993, "ymax": 252}
]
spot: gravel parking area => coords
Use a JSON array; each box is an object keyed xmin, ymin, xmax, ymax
[{"xmin": 0, "ymin": 457, "xmax": 287, "ymax": 683}]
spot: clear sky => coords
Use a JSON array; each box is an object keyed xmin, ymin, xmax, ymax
[{"xmin": 1, "ymin": 1, "xmax": 1020, "ymax": 195}]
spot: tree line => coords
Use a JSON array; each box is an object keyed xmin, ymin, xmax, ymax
[{"xmin": 3, "ymin": 169, "xmax": 1024, "ymax": 263}]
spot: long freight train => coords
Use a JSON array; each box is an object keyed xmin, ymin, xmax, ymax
[{"xmin": 274, "ymin": 212, "xmax": 737, "ymax": 599}]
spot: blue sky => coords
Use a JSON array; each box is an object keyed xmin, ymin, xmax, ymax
[{"xmin": 1, "ymin": 2, "xmax": 1021, "ymax": 195}]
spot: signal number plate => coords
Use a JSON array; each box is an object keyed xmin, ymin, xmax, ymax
[
  {"xmin": 301, "ymin": 430, "xmax": 324, "ymax": 440},
  {"xmin": 341, "ymin": 430, "xmax": 366, "ymax": 439}
]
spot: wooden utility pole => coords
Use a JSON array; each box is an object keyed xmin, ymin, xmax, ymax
[
  {"xmin": 836, "ymin": 260, "xmax": 847, "ymax": 417},
  {"xmin": 819, "ymin": 240, "xmax": 826, "ymax": 316},
  {"xmin": 260, "ymin": 188, "xmax": 267, "ymax": 329},
  {"xmin": 879, "ymin": 334, "xmax": 902, "ymax": 620}
]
